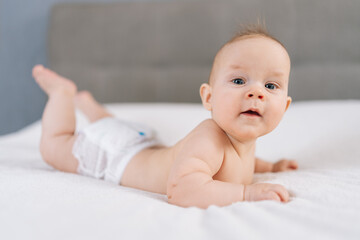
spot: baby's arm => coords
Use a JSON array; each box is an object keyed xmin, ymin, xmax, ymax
[
  {"xmin": 255, "ymin": 157, "xmax": 298, "ymax": 173},
  {"xmin": 167, "ymin": 120, "xmax": 289, "ymax": 208},
  {"xmin": 167, "ymin": 156, "xmax": 289, "ymax": 208},
  {"xmin": 167, "ymin": 155, "xmax": 245, "ymax": 208},
  {"xmin": 254, "ymin": 158, "xmax": 273, "ymax": 173}
]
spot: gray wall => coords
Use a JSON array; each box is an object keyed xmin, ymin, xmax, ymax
[{"xmin": 0, "ymin": 0, "xmax": 161, "ymax": 136}]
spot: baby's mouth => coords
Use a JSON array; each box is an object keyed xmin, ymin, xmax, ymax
[{"xmin": 241, "ymin": 109, "xmax": 262, "ymax": 117}]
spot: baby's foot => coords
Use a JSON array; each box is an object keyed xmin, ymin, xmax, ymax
[
  {"xmin": 32, "ymin": 65, "xmax": 77, "ymax": 96},
  {"xmin": 74, "ymin": 91, "xmax": 113, "ymax": 122}
]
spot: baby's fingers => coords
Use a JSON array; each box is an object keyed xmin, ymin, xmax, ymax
[
  {"xmin": 272, "ymin": 185, "xmax": 289, "ymax": 202},
  {"xmin": 265, "ymin": 191, "xmax": 281, "ymax": 202},
  {"xmin": 288, "ymin": 160, "xmax": 298, "ymax": 170}
]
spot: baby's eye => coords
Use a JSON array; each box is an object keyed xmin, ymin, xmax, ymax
[
  {"xmin": 265, "ymin": 83, "xmax": 278, "ymax": 90},
  {"xmin": 232, "ymin": 78, "xmax": 245, "ymax": 85}
]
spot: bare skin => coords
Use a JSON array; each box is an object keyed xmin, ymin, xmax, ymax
[{"xmin": 33, "ymin": 35, "xmax": 298, "ymax": 209}]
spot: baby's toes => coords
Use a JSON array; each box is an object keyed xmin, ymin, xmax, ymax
[{"xmin": 32, "ymin": 65, "xmax": 45, "ymax": 79}]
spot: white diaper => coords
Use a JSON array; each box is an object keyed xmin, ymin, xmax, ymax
[{"xmin": 72, "ymin": 117, "xmax": 159, "ymax": 184}]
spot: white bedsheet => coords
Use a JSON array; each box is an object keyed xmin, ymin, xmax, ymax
[{"xmin": 1, "ymin": 101, "xmax": 359, "ymax": 240}]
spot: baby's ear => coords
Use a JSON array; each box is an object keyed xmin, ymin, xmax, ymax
[
  {"xmin": 285, "ymin": 96, "xmax": 292, "ymax": 111},
  {"xmin": 200, "ymin": 83, "xmax": 212, "ymax": 111}
]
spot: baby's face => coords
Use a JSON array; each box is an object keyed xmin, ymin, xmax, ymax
[{"xmin": 201, "ymin": 36, "xmax": 292, "ymax": 142}]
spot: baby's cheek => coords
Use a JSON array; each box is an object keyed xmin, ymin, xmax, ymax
[
  {"xmin": 266, "ymin": 106, "xmax": 285, "ymax": 131},
  {"xmin": 212, "ymin": 99, "xmax": 233, "ymax": 122},
  {"xmin": 212, "ymin": 109, "xmax": 232, "ymax": 131}
]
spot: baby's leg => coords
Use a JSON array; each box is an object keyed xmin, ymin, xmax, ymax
[
  {"xmin": 74, "ymin": 91, "xmax": 113, "ymax": 123},
  {"xmin": 33, "ymin": 65, "xmax": 79, "ymax": 173}
]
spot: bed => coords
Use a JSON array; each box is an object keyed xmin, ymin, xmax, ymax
[
  {"xmin": 1, "ymin": 101, "xmax": 360, "ymax": 239},
  {"xmin": 1, "ymin": 1, "xmax": 360, "ymax": 239}
]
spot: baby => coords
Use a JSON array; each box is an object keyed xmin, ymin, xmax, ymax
[{"xmin": 33, "ymin": 24, "xmax": 298, "ymax": 209}]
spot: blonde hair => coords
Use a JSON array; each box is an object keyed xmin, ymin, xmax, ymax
[{"xmin": 208, "ymin": 21, "xmax": 287, "ymax": 84}]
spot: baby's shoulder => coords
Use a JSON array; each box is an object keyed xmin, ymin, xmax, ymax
[
  {"xmin": 196, "ymin": 119, "xmax": 225, "ymax": 134},
  {"xmin": 182, "ymin": 119, "xmax": 229, "ymax": 151},
  {"xmin": 175, "ymin": 119, "xmax": 229, "ymax": 173}
]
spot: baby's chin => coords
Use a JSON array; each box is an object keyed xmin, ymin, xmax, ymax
[
  {"xmin": 229, "ymin": 123, "xmax": 280, "ymax": 141},
  {"xmin": 226, "ymin": 130, "xmax": 263, "ymax": 143}
]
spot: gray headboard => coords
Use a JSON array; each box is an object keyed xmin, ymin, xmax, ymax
[{"xmin": 48, "ymin": 0, "xmax": 360, "ymax": 103}]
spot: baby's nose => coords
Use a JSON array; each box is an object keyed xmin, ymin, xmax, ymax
[{"xmin": 247, "ymin": 92, "xmax": 264, "ymax": 100}]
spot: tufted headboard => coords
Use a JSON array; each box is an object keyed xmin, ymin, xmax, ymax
[{"xmin": 48, "ymin": 0, "xmax": 360, "ymax": 103}]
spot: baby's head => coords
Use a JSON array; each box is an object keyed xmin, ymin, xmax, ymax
[{"xmin": 200, "ymin": 23, "xmax": 292, "ymax": 142}]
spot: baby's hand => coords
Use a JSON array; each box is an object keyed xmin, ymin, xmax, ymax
[
  {"xmin": 272, "ymin": 159, "xmax": 298, "ymax": 172},
  {"xmin": 244, "ymin": 183, "xmax": 289, "ymax": 202}
]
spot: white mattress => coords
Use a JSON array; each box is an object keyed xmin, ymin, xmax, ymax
[{"xmin": 1, "ymin": 101, "xmax": 359, "ymax": 240}]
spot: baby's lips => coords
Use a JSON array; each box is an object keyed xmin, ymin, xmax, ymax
[{"xmin": 241, "ymin": 108, "xmax": 262, "ymax": 117}]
